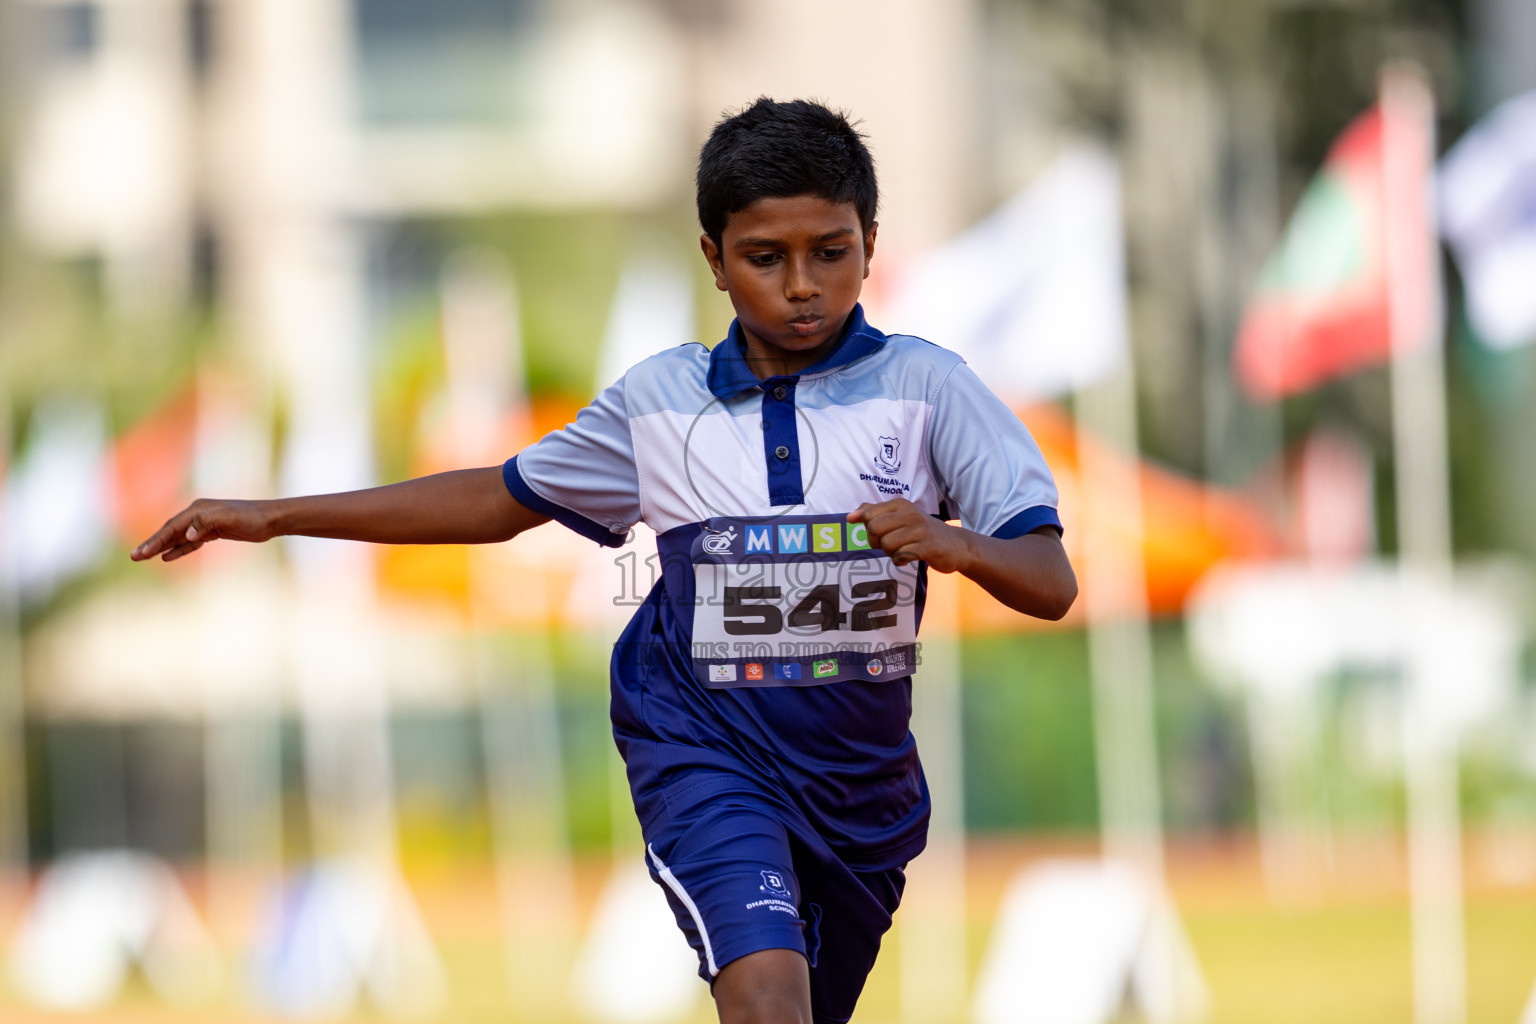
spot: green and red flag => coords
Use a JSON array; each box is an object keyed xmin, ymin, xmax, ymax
[{"xmin": 1234, "ymin": 105, "xmax": 1425, "ymax": 400}]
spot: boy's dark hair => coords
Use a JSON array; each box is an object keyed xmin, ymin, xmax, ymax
[{"xmin": 696, "ymin": 98, "xmax": 878, "ymax": 245}]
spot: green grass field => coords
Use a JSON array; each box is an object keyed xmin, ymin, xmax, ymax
[{"xmin": 3, "ymin": 834, "xmax": 1534, "ymax": 1023}]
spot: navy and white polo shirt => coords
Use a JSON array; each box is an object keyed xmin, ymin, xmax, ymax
[{"xmin": 503, "ymin": 305, "xmax": 1059, "ymax": 868}]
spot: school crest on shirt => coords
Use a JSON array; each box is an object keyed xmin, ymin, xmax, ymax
[
  {"xmin": 874, "ymin": 436, "xmax": 902, "ymax": 474},
  {"xmin": 759, "ymin": 870, "xmax": 792, "ymax": 899}
]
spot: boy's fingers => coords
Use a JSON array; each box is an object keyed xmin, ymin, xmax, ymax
[
  {"xmin": 855, "ymin": 499, "xmax": 936, "ymax": 560},
  {"xmin": 869, "ymin": 523, "xmax": 917, "ymax": 550},
  {"xmin": 132, "ymin": 504, "xmax": 204, "ymax": 560},
  {"xmin": 862, "ymin": 509, "xmax": 926, "ymax": 545},
  {"xmin": 164, "ymin": 513, "xmax": 225, "ymax": 561},
  {"xmin": 849, "ymin": 500, "xmax": 908, "ymax": 522},
  {"xmin": 849, "ymin": 499, "xmax": 908, "ymax": 524},
  {"xmin": 847, "ymin": 502, "xmax": 884, "ymax": 523},
  {"xmin": 161, "ymin": 538, "xmax": 207, "ymax": 563},
  {"xmin": 133, "ymin": 518, "xmax": 183, "ymax": 560},
  {"xmin": 857, "ymin": 506, "xmax": 894, "ymax": 534}
]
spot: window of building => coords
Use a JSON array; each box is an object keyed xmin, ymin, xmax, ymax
[
  {"xmin": 353, "ymin": 0, "xmax": 533, "ymax": 126},
  {"xmin": 39, "ymin": 1, "xmax": 99, "ymax": 64}
]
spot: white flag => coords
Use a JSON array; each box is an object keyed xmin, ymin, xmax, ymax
[
  {"xmin": 1439, "ymin": 89, "xmax": 1536, "ymax": 350},
  {"xmin": 0, "ymin": 400, "xmax": 111, "ymax": 604},
  {"xmin": 595, "ymin": 253, "xmax": 694, "ymax": 394},
  {"xmin": 441, "ymin": 248, "xmax": 526, "ymax": 460},
  {"xmin": 890, "ymin": 143, "xmax": 1129, "ymax": 402}
]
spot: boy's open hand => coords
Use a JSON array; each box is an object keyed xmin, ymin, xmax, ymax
[
  {"xmin": 848, "ymin": 499, "xmax": 974, "ymax": 572},
  {"xmin": 132, "ymin": 498, "xmax": 274, "ymax": 563}
]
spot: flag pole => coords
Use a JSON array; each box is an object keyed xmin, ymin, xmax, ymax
[
  {"xmin": 1381, "ymin": 63, "xmax": 1464, "ymax": 1024},
  {"xmin": 1073, "ymin": 359, "xmax": 1217, "ymax": 1022},
  {"xmin": 1073, "ymin": 154, "xmax": 1210, "ymax": 1019},
  {"xmin": 442, "ymin": 254, "xmax": 580, "ymax": 1016},
  {"xmin": 0, "ymin": 392, "xmax": 27, "ymax": 903},
  {"xmin": 1074, "ymin": 369, "xmax": 1164, "ymax": 883},
  {"xmin": 196, "ymin": 367, "xmax": 285, "ymax": 946},
  {"xmin": 899, "ymin": 575, "xmax": 968, "ymax": 1024}
]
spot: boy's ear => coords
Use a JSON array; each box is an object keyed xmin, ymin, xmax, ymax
[
  {"xmin": 700, "ymin": 234, "xmax": 729, "ymax": 292},
  {"xmin": 862, "ymin": 221, "xmax": 879, "ymax": 279}
]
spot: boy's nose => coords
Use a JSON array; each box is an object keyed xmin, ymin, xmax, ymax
[{"xmin": 784, "ymin": 258, "xmax": 819, "ymax": 300}]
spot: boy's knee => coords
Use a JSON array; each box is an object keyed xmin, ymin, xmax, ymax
[
  {"xmin": 713, "ymin": 948, "xmax": 812, "ymax": 1024},
  {"xmin": 718, "ymin": 990, "xmax": 809, "ymax": 1024}
]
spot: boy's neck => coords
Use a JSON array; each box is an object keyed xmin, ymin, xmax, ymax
[{"xmin": 739, "ymin": 310, "xmax": 853, "ymax": 380}]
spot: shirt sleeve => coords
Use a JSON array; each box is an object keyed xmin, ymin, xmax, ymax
[
  {"xmin": 926, "ymin": 359, "xmax": 1061, "ymax": 538},
  {"xmin": 503, "ymin": 378, "xmax": 641, "ymax": 547}
]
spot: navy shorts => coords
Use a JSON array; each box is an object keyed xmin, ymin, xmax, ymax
[{"xmin": 642, "ymin": 774, "xmax": 907, "ymax": 1024}]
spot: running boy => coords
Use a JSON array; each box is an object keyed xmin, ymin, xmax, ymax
[{"xmin": 134, "ymin": 99, "xmax": 1076, "ymax": 1024}]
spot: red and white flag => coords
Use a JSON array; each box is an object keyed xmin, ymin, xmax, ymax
[{"xmin": 1234, "ymin": 84, "xmax": 1439, "ymax": 400}]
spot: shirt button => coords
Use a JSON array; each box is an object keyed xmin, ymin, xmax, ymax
[
  {"xmin": 772, "ymin": 385, "xmax": 788, "ymax": 401},
  {"xmin": 774, "ymin": 445, "xmax": 791, "ymax": 460}
]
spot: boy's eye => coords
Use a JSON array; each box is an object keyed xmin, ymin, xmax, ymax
[
  {"xmin": 818, "ymin": 247, "xmax": 850, "ymax": 261},
  {"xmin": 747, "ymin": 252, "xmax": 782, "ymax": 267}
]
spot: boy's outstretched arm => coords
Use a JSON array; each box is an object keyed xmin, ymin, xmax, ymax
[
  {"xmin": 849, "ymin": 498, "xmax": 1077, "ymax": 621},
  {"xmin": 131, "ymin": 467, "xmax": 550, "ymax": 563}
]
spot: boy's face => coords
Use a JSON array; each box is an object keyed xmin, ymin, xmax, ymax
[{"xmin": 701, "ymin": 195, "xmax": 877, "ymax": 378}]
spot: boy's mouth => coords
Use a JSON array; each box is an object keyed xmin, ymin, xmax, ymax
[{"xmin": 787, "ymin": 314, "xmax": 825, "ymax": 337}]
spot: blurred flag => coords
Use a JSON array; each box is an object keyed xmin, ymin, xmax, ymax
[
  {"xmin": 890, "ymin": 143, "xmax": 1128, "ymax": 402},
  {"xmin": 594, "ymin": 253, "xmax": 694, "ymax": 394},
  {"xmin": 1234, "ymin": 94, "xmax": 1437, "ymax": 399},
  {"xmin": 442, "ymin": 248, "xmax": 528, "ymax": 460},
  {"xmin": 1234, "ymin": 110, "xmax": 1390, "ymax": 398},
  {"xmin": 0, "ymin": 400, "xmax": 112, "ymax": 604},
  {"xmin": 378, "ymin": 249, "xmax": 526, "ymax": 606},
  {"xmin": 1439, "ymin": 90, "xmax": 1536, "ymax": 350},
  {"xmin": 109, "ymin": 388, "xmax": 197, "ymax": 547}
]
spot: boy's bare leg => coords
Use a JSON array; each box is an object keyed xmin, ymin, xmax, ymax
[{"xmin": 712, "ymin": 949, "xmax": 812, "ymax": 1024}]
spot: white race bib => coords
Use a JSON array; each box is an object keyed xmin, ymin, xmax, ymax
[{"xmin": 687, "ymin": 515, "xmax": 920, "ymax": 688}]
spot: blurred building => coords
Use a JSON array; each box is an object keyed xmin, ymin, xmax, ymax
[
  {"xmin": 2, "ymin": 0, "xmax": 1497, "ymax": 484},
  {"xmin": 0, "ymin": 0, "xmax": 986, "ymax": 333}
]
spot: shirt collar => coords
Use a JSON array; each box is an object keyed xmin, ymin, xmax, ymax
[{"xmin": 706, "ymin": 303, "xmax": 887, "ymax": 400}]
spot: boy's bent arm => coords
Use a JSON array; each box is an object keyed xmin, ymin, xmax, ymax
[
  {"xmin": 850, "ymin": 498, "xmax": 1077, "ymax": 621},
  {"xmin": 132, "ymin": 467, "xmax": 550, "ymax": 563},
  {"xmin": 947, "ymin": 527, "xmax": 1077, "ymax": 621}
]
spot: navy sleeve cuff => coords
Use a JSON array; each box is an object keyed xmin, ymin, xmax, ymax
[
  {"xmin": 503, "ymin": 456, "xmax": 628, "ymax": 548},
  {"xmin": 991, "ymin": 505, "xmax": 1063, "ymax": 540}
]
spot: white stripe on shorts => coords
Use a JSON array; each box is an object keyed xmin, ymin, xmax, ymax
[{"xmin": 647, "ymin": 842, "xmax": 719, "ymax": 977}]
